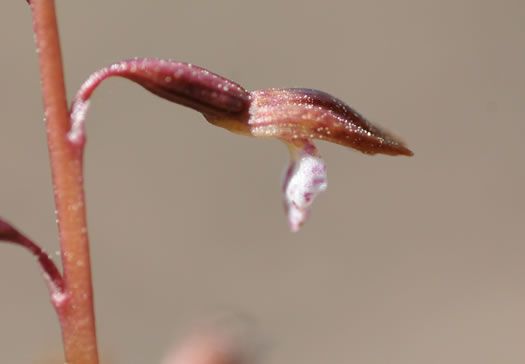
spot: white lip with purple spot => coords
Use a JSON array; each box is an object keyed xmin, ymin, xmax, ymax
[{"xmin": 282, "ymin": 140, "xmax": 327, "ymax": 232}]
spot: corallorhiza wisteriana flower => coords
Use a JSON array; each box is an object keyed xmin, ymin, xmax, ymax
[{"xmin": 69, "ymin": 58, "xmax": 413, "ymax": 231}]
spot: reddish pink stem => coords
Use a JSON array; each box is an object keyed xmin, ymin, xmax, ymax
[{"xmin": 30, "ymin": 0, "xmax": 99, "ymax": 363}]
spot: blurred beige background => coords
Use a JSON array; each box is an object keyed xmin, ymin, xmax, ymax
[{"xmin": 1, "ymin": 0, "xmax": 524, "ymax": 363}]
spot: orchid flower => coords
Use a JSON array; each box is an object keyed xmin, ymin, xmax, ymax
[
  {"xmin": 3, "ymin": 1, "xmax": 417, "ymax": 362},
  {"xmin": 69, "ymin": 58, "xmax": 413, "ymax": 231}
]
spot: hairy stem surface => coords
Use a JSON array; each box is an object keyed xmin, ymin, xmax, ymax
[{"xmin": 30, "ymin": 0, "xmax": 99, "ymax": 363}]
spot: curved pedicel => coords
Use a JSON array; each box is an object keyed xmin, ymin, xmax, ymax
[
  {"xmin": 243, "ymin": 88, "xmax": 413, "ymax": 156},
  {"xmin": 69, "ymin": 58, "xmax": 251, "ymax": 145},
  {"xmin": 0, "ymin": 218, "xmax": 65, "ymax": 304}
]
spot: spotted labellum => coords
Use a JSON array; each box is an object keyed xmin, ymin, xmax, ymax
[{"xmin": 69, "ymin": 58, "xmax": 413, "ymax": 231}]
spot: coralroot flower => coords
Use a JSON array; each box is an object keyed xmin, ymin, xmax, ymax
[
  {"xmin": 69, "ymin": 58, "xmax": 413, "ymax": 231},
  {"xmin": 208, "ymin": 88, "xmax": 413, "ymax": 231}
]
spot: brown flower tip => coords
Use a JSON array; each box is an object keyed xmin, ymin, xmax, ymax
[{"xmin": 209, "ymin": 88, "xmax": 413, "ymax": 157}]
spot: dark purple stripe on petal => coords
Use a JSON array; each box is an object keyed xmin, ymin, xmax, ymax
[
  {"xmin": 69, "ymin": 58, "xmax": 252, "ymax": 145},
  {"xmin": 121, "ymin": 59, "xmax": 251, "ymax": 116},
  {"xmin": 247, "ymin": 88, "xmax": 413, "ymax": 156},
  {"xmin": 73, "ymin": 59, "xmax": 251, "ymax": 117}
]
